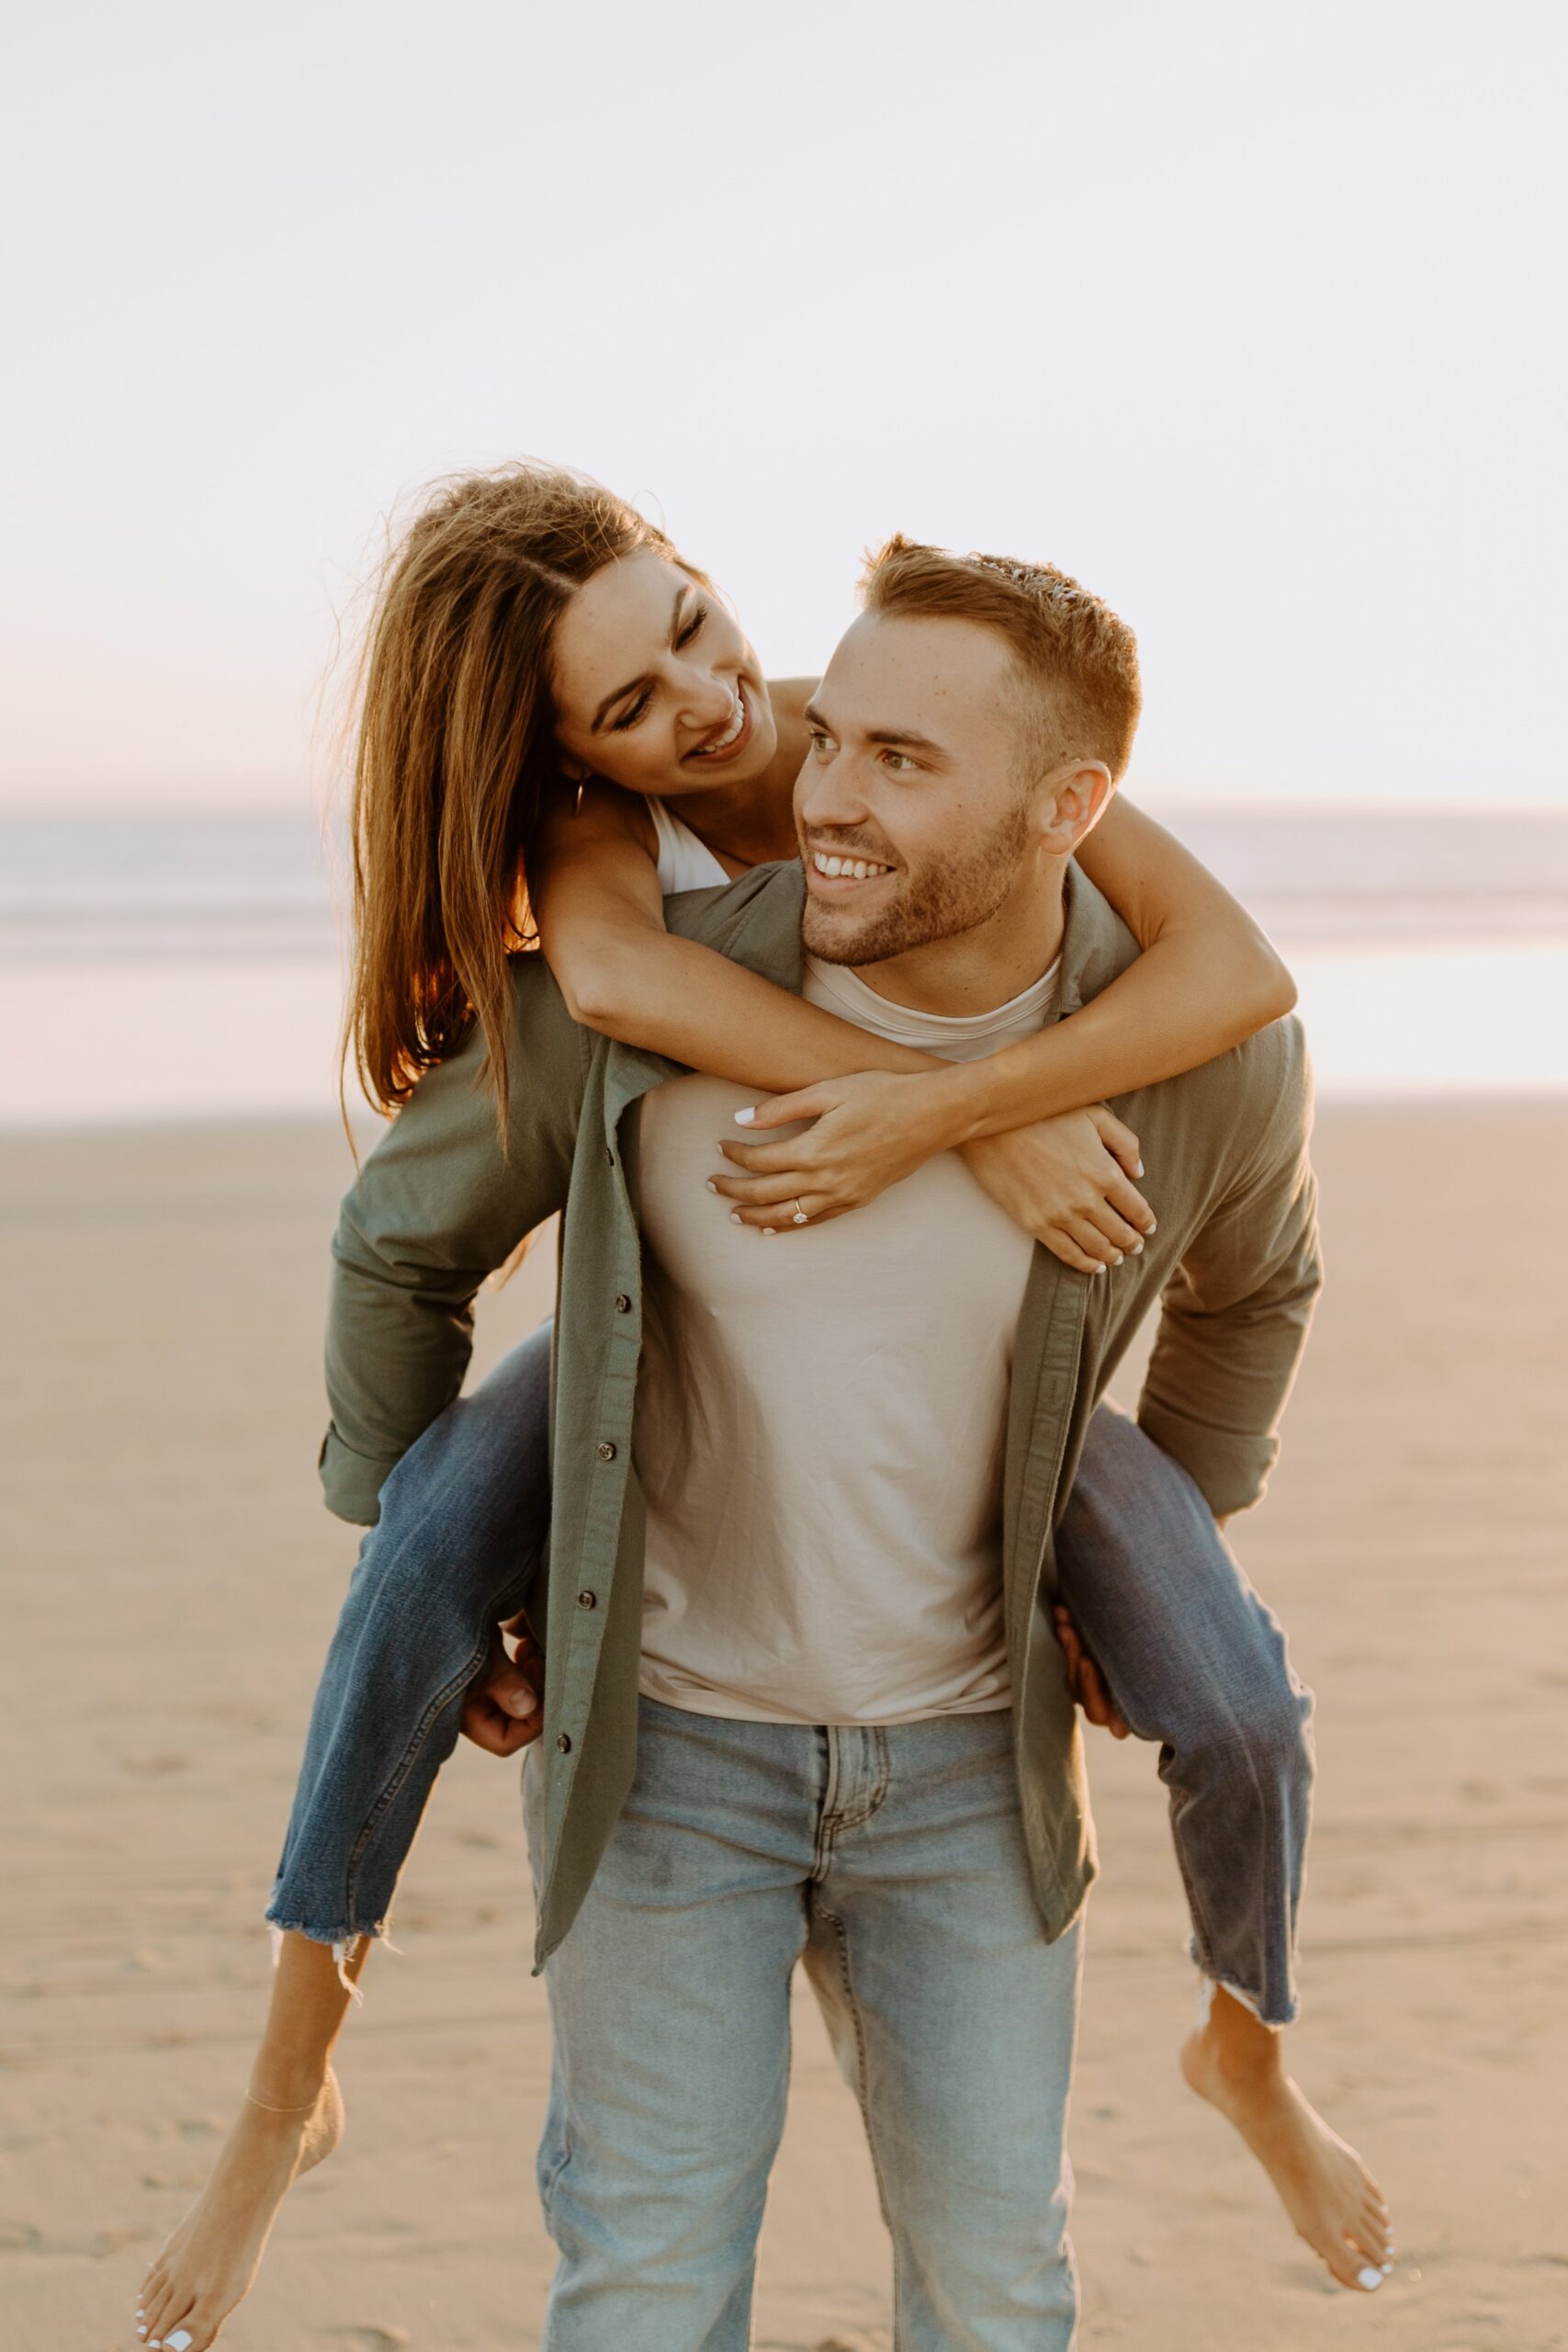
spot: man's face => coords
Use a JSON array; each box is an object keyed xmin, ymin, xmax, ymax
[{"xmin": 795, "ymin": 610, "xmax": 1048, "ymax": 967}]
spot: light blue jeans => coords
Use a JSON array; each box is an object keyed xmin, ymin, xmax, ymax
[{"xmin": 525, "ymin": 1694, "xmax": 1084, "ymax": 2352}]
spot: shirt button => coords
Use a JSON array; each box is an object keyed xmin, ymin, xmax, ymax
[
  {"xmin": 615, "ymin": 1293, "xmax": 632, "ymax": 1314},
  {"xmin": 556, "ymin": 1732, "xmax": 573, "ymax": 1753},
  {"xmin": 596, "ymin": 1440, "xmax": 616, "ymax": 1462},
  {"xmin": 577, "ymin": 1589, "xmax": 597, "ymax": 1609}
]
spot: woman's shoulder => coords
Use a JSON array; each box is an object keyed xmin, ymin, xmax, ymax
[{"xmin": 537, "ymin": 779, "xmax": 659, "ymax": 870}]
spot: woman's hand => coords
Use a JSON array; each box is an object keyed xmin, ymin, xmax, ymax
[
  {"xmin": 707, "ymin": 1074, "xmax": 1155, "ymax": 1270},
  {"xmin": 710, "ymin": 1070, "xmax": 965, "ymax": 1228},
  {"xmin": 960, "ymin": 1107, "xmax": 1155, "ymax": 1271}
]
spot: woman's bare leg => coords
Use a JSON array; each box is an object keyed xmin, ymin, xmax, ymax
[
  {"xmin": 1055, "ymin": 1405, "xmax": 1395, "ymax": 2293},
  {"xmin": 135, "ymin": 1931, "xmax": 370, "ymax": 2350},
  {"xmin": 1182, "ymin": 1986, "xmax": 1394, "ymax": 2292}
]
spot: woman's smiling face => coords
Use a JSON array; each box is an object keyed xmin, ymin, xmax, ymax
[{"xmin": 549, "ymin": 548, "xmax": 777, "ymax": 799}]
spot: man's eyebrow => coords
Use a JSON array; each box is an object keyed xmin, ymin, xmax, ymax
[
  {"xmin": 866, "ymin": 726, "xmax": 948, "ymax": 757},
  {"xmin": 590, "ymin": 583, "xmax": 690, "ymax": 733},
  {"xmin": 803, "ymin": 700, "xmax": 948, "ymax": 758}
]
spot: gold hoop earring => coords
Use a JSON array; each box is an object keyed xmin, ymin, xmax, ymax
[{"xmin": 574, "ymin": 780, "xmax": 586, "ymax": 816}]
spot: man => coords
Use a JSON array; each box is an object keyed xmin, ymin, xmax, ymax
[{"xmin": 322, "ymin": 542, "xmax": 1356, "ymax": 2346}]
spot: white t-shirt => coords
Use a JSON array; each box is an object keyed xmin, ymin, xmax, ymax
[{"xmin": 633, "ymin": 800, "xmax": 1058, "ymax": 1724}]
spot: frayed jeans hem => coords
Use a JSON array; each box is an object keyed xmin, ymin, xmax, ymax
[
  {"xmin": 1190, "ymin": 1942, "xmax": 1298, "ymax": 2031},
  {"xmin": 265, "ymin": 1905, "xmax": 400, "ymax": 2001}
]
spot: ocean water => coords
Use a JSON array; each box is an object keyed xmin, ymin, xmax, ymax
[{"xmin": 3, "ymin": 808, "xmax": 1566, "ymax": 1128}]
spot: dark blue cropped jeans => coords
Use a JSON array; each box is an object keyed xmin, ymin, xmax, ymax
[{"xmin": 267, "ymin": 1320, "xmax": 1314, "ymax": 2024}]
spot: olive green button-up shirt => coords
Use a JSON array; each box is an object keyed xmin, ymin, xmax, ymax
[{"xmin": 321, "ymin": 862, "xmax": 1321, "ymax": 1968}]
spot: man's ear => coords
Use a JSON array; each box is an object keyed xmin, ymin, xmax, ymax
[{"xmin": 1039, "ymin": 761, "xmax": 1114, "ymax": 853}]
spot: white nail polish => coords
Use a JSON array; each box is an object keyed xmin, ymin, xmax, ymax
[
  {"xmin": 734, "ymin": 1107, "xmax": 756, "ymax": 1125},
  {"xmin": 705, "ymin": 1179, "xmax": 718, "ymax": 1193},
  {"xmin": 1135, "ymin": 1160, "xmax": 1145, "ymax": 1177},
  {"xmin": 761, "ymin": 1227, "xmax": 775, "ymax": 1237},
  {"xmin": 1356, "ymin": 2266, "xmax": 1383, "ymax": 2290},
  {"xmin": 166, "ymin": 2333, "xmax": 195, "ymax": 2351},
  {"xmin": 730, "ymin": 1212, "xmax": 742, "ymax": 1224}
]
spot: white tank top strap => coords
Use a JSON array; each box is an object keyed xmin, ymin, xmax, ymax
[{"xmin": 648, "ymin": 797, "xmax": 731, "ymax": 896}]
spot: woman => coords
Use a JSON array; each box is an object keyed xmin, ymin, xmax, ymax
[{"xmin": 134, "ymin": 465, "xmax": 1389, "ymax": 2352}]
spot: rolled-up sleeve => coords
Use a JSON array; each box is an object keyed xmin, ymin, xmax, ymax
[
  {"xmin": 319, "ymin": 1422, "xmax": 400, "ymax": 1528},
  {"xmin": 1138, "ymin": 1019, "xmax": 1323, "ymax": 1520},
  {"xmin": 321, "ymin": 956, "xmax": 587, "ymax": 1524}
]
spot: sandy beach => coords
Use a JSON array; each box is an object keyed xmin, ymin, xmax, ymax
[{"xmin": 3, "ymin": 1101, "xmax": 1565, "ymax": 2351}]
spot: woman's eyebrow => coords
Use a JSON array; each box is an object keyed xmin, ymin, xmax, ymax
[{"xmin": 590, "ymin": 584, "xmax": 690, "ymax": 733}]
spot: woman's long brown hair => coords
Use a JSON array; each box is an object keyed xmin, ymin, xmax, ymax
[{"xmin": 344, "ymin": 461, "xmax": 682, "ymax": 1129}]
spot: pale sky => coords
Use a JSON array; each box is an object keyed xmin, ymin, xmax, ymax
[{"xmin": 4, "ymin": 0, "xmax": 1564, "ymax": 811}]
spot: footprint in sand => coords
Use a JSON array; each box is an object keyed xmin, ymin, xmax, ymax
[{"xmin": 328, "ymin": 2329, "xmax": 412, "ymax": 2350}]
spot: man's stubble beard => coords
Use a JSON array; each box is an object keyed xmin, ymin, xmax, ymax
[{"xmin": 802, "ymin": 797, "xmax": 1032, "ymax": 968}]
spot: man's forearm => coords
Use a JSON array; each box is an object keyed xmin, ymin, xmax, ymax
[
  {"xmin": 321, "ymin": 1237, "xmax": 484, "ymax": 1522},
  {"xmin": 1138, "ymin": 1272, "xmax": 1319, "ymax": 1521},
  {"xmin": 319, "ymin": 956, "xmax": 583, "ymax": 1523}
]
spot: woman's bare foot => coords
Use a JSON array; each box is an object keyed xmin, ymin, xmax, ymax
[
  {"xmin": 134, "ymin": 2068, "xmax": 344, "ymax": 2349},
  {"xmin": 1181, "ymin": 1989, "xmax": 1393, "ymax": 2293}
]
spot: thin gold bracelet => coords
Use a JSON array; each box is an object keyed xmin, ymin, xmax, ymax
[{"xmin": 244, "ymin": 2087, "xmax": 321, "ymax": 2114}]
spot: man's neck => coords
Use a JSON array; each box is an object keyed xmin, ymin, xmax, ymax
[{"xmin": 848, "ymin": 863, "xmax": 1069, "ymax": 1018}]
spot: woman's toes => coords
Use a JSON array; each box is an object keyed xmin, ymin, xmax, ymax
[
  {"xmin": 1358, "ymin": 2206, "xmax": 1393, "ymax": 2261},
  {"xmin": 1318, "ymin": 2233, "xmax": 1370, "ymax": 2291},
  {"xmin": 143, "ymin": 2281, "xmax": 184, "ymax": 2342}
]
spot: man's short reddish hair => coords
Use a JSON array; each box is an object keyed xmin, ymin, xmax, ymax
[{"xmin": 861, "ymin": 537, "xmax": 1142, "ymax": 780}]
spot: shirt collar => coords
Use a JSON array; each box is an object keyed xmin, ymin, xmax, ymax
[{"xmin": 1052, "ymin": 860, "xmax": 1140, "ymax": 1022}]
